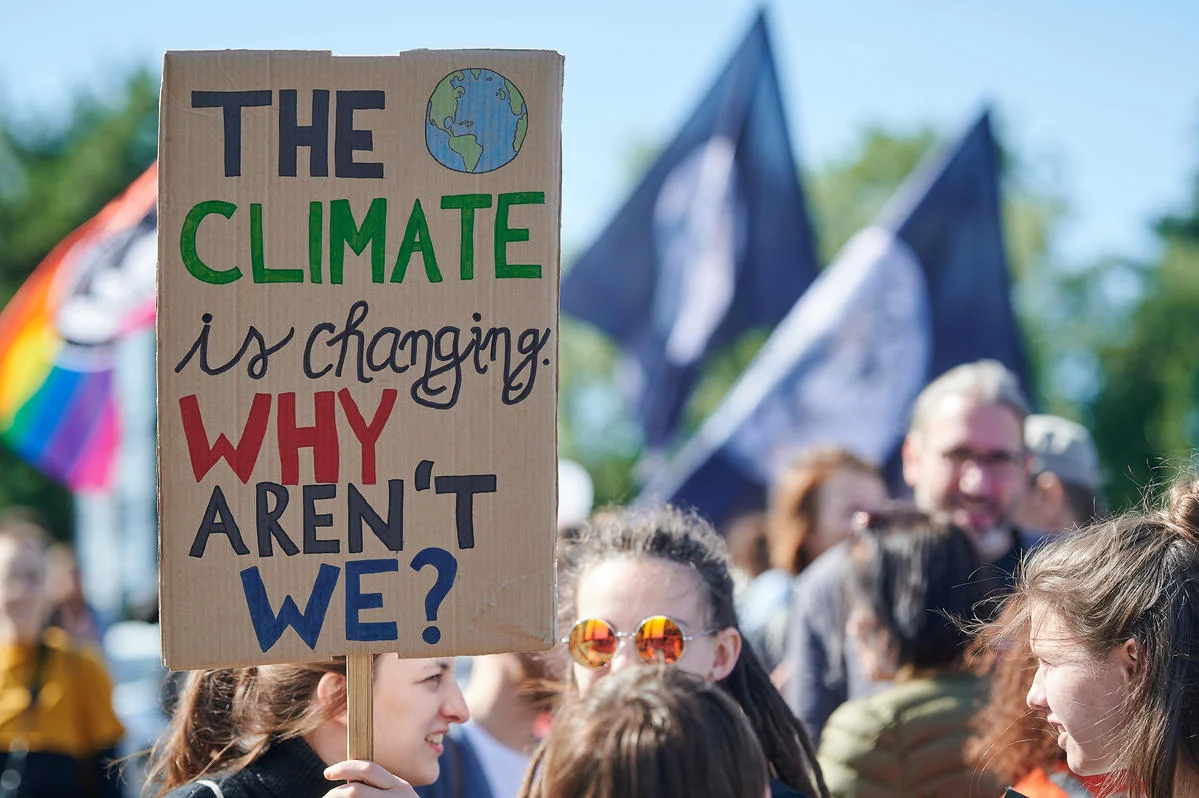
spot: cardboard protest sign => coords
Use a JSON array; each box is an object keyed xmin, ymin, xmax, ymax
[{"xmin": 158, "ymin": 50, "xmax": 562, "ymax": 669}]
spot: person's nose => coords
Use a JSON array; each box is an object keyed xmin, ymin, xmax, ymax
[
  {"xmin": 606, "ymin": 635, "xmax": 641, "ymax": 674},
  {"xmin": 442, "ymin": 676, "xmax": 471, "ymax": 724},
  {"xmin": 958, "ymin": 459, "xmax": 994, "ymax": 497},
  {"xmin": 1026, "ymin": 663, "xmax": 1048, "ymax": 711}
]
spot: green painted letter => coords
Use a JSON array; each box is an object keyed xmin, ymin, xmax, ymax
[
  {"xmin": 330, "ymin": 198, "xmax": 388, "ymax": 284},
  {"xmin": 441, "ymin": 194, "xmax": 492, "ymax": 280},
  {"xmin": 494, "ymin": 191, "xmax": 544, "ymax": 279},
  {"xmin": 250, "ymin": 203, "xmax": 303, "ymax": 283},
  {"xmin": 180, "ymin": 200, "xmax": 241, "ymax": 284},
  {"xmin": 391, "ymin": 199, "xmax": 442, "ymax": 284},
  {"xmin": 308, "ymin": 201, "xmax": 323, "ymax": 283}
]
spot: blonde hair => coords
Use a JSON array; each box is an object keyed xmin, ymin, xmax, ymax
[{"xmin": 987, "ymin": 475, "xmax": 1199, "ymax": 797}]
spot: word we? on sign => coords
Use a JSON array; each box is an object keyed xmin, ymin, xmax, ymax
[{"xmin": 158, "ymin": 50, "xmax": 562, "ymax": 670}]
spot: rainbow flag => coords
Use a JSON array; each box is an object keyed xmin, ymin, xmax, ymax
[{"xmin": 0, "ymin": 164, "xmax": 157, "ymax": 491}]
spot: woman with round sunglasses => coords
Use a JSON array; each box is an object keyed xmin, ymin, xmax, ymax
[{"xmin": 558, "ymin": 505, "xmax": 828, "ymax": 798}]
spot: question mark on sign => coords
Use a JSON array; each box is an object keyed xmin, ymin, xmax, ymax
[{"xmin": 410, "ymin": 547, "xmax": 458, "ymax": 645}]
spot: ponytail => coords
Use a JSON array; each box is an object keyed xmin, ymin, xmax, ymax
[{"xmin": 146, "ymin": 662, "xmax": 345, "ymax": 796}]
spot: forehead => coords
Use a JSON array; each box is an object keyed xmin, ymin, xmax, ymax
[
  {"xmin": 917, "ymin": 394, "xmax": 1023, "ymax": 453},
  {"xmin": 1029, "ymin": 605, "xmax": 1078, "ymax": 653},
  {"xmin": 376, "ymin": 654, "xmax": 449, "ymax": 678},
  {"xmin": 0, "ymin": 537, "xmax": 44, "ymax": 565},
  {"xmin": 820, "ymin": 469, "xmax": 885, "ymax": 503},
  {"xmin": 574, "ymin": 557, "xmax": 708, "ymax": 628}
]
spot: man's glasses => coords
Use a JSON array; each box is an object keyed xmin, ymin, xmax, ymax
[{"xmin": 564, "ymin": 616, "xmax": 716, "ymax": 669}]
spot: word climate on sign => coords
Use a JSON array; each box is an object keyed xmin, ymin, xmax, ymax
[{"xmin": 158, "ymin": 51, "xmax": 562, "ymax": 670}]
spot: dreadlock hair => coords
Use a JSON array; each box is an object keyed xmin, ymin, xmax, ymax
[{"xmin": 558, "ymin": 505, "xmax": 829, "ymax": 798}]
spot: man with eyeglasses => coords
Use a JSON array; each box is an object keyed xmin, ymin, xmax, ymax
[{"xmin": 782, "ymin": 359, "xmax": 1031, "ymax": 742}]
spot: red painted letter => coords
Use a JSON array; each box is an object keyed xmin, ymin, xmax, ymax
[
  {"xmin": 277, "ymin": 392, "xmax": 340, "ymax": 485},
  {"xmin": 179, "ymin": 393, "xmax": 272, "ymax": 483},
  {"xmin": 338, "ymin": 388, "xmax": 397, "ymax": 485}
]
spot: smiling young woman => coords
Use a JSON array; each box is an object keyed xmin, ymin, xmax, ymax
[
  {"xmin": 986, "ymin": 474, "xmax": 1199, "ymax": 798},
  {"xmin": 148, "ymin": 655, "xmax": 469, "ymax": 798}
]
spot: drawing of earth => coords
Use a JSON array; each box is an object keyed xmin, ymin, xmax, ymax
[{"xmin": 426, "ymin": 69, "xmax": 528, "ymax": 173}]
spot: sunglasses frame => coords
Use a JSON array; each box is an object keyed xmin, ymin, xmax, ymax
[{"xmin": 562, "ymin": 615, "xmax": 718, "ymax": 669}]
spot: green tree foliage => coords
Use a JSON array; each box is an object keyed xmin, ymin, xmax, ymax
[
  {"xmin": 0, "ymin": 71, "xmax": 157, "ymax": 538},
  {"xmin": 1089, "ymin": 162, "xmax": 1199, "ymax": 508}
]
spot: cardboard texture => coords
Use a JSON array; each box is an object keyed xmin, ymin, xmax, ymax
[{"xmin": 158, "ymin": 50, "xmax": 562, "ymax": 669}]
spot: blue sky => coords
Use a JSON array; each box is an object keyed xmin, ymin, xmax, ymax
[{"xmin": 4, "ymin": 0, "xmax": 1197, "ymax": 265}]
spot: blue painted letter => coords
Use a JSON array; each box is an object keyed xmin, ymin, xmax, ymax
[
  {"xmin": 345, "ymin": 558, "xmax": 399, "ymax": 641},
  {"xmin": 240, "ymin": 563, "xmax": 340, "ymax": 652}
]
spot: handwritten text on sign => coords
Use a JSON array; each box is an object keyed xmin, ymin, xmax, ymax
[{"xmin": 159, "ymin": 51, "xmax": 561, "ymax": 669}]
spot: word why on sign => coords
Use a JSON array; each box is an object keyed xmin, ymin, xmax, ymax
[{"xmin": 174, "ymin": 302, "xmax": 553, "ymax": 407}]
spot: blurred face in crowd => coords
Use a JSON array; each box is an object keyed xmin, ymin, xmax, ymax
[
  {"xmin": 370, "ymin": 656, "xmax": 469, "ymax": 785},
  {"xmin": 807, "ymin": 468, "xmax": 888, "ymax": 562},
  {"xmin": 1026, "ymin": 606, "xmax": 1134, "ymax": 777},
  {"xmin": 902, "ymin": 394, "xmax": 1029, "ymax": 557},
  {"xmin": 0, "ymin": 536, "xmax": 48, "ymax": 643},
  {"xmin": 570, "ymin": 557, "xmax": 740, "ymax": 695}
]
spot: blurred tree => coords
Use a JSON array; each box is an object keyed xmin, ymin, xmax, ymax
[
  {"xmin": 0, "ymin": 70, "xmax": 157, "ymax": 539},
  {"xmin": 1089, "ymin": 153, "xmax": 1199, "ymax": 509}
]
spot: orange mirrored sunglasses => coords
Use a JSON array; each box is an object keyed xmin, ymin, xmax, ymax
[{"xmin": 564, "ymin": 615, "xmax": 716, "ymax": 669}]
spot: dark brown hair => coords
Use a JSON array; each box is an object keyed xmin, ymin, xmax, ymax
[
  {"xmin": 846, "ymin": 510, "xmax": 985, "ymax": 675},
  {"xmin": 145, "ymin": 662, "xmax": 346, "ymax": 795},
  {"xmin": 558, "ymin": 505, "xmax": 828, "ymax": 798},
  {"xmin": 768, "ymin": 448, "xmax": 879, "ymax": 574},
  {"xmin": 986, "ymin": 475, "xmax": 1199, "ymax": 797},
  {"xmin": 519, "ymin": 666, "xmax": 768, "ymax": 798}
]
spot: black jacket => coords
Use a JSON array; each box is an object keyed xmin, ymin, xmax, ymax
[
  {"xmin": 163, "ymin": 739, "xmax": 334, "ymax": 798},
  {"xmin": 770, "ymin": 776, "xmax": 811, "ymax": 797}
]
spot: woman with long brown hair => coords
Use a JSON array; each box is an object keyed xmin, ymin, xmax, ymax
[
  {"xmin": 740, "ymin": 449, "xmax": 886, "ymax": 669},
  {"xmin": 148, "ymin": 656, "xmax": 468, "ymax": 797},
  {"xmin": 967, "ymin": 604, "xmax": 1121, "ymax": 797},
  {"xmin": 983, "ymin": 474, "xmax": 1199, "ymax": 797}
]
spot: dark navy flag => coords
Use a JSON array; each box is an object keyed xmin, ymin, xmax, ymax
[
  {"xmin": 640, "ymin": 111, "xmax": 1028, "ymax": 526},
  {"xmin": 560, "ymin": 11, "xmax": 818, "ymax": 449}
]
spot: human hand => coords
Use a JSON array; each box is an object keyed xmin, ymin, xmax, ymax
[{"xmin": 321, "ymin": 761, "xmax": 418, "ymax": 797}]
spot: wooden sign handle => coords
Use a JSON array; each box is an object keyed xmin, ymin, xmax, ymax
[{"xmin": 346, "ymin": 654, "xmax": 373, "ymax": 762}]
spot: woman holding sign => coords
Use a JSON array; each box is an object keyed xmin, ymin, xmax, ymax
[
  {"xmin": 148, "ymin": 655, "xmax": 468, "ymax": 797},
  {"xmin": 555, "ymin": 506, "xmax": 828, "ymax": 798}
]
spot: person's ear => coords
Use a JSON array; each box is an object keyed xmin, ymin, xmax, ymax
[
  {"xmin": 1119, "ymin": 638, "xmax": 1140, "ymax": 684},
  {"xmin": 316, "ymin": 671, "xmax": 349, "ymax": 727},
  {"xmin": 901, "ymin": 433, "xmax": 921, "ymax": 490},
  {"xmin": 708, "ymin": 627, "xmax": 742, "ymax": 682}
]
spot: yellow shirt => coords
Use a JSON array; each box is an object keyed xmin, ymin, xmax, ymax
[{"xmin": 0, "ymin": 627, "xmax": 124, "ymax": 759}]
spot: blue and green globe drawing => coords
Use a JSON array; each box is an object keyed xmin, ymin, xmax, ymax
[{"xmin": 426, "ymin": 69, "xmax": 528, "ymax": 173}]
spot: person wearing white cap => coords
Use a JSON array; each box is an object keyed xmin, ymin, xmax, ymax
[{"xmin": 1017, "ymin": 414, "xmax": 1106, "ymax": 535}]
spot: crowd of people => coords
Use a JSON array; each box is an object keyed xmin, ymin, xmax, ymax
[{"xmin": 0, "ymin": 358, "xmax": 1197, "ymax": 797}]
